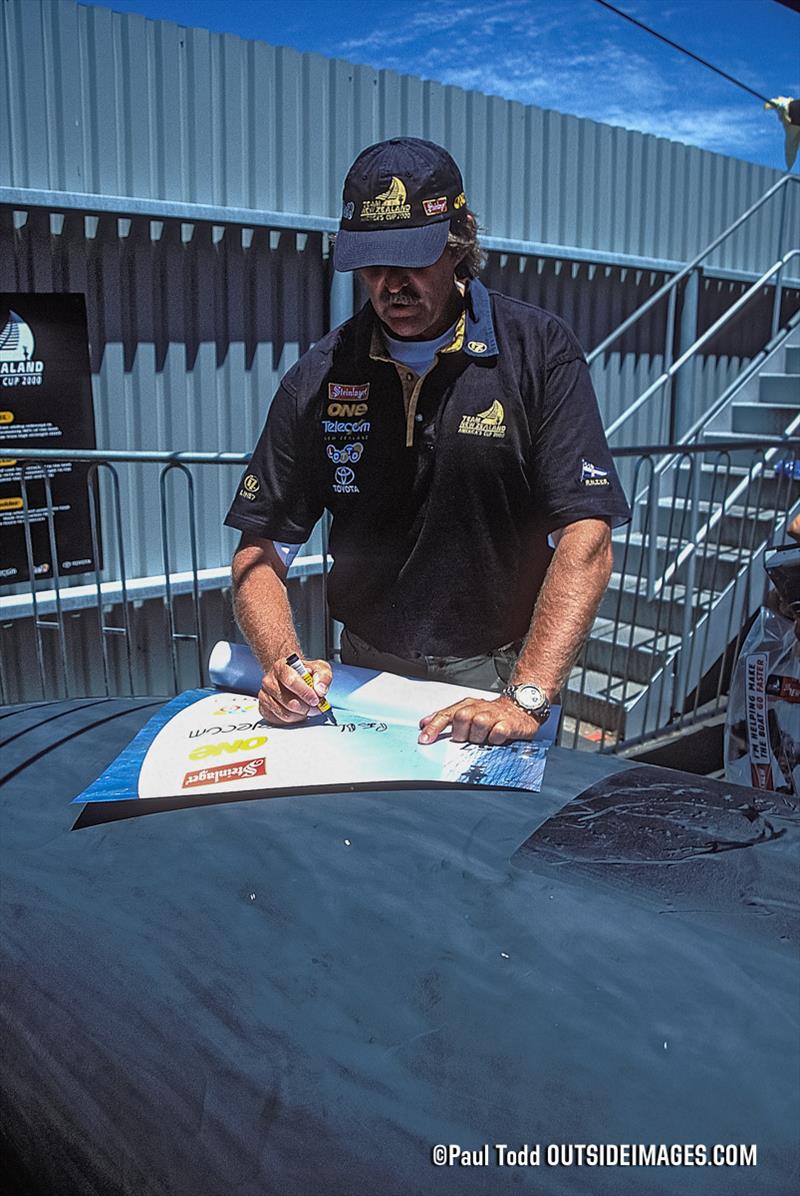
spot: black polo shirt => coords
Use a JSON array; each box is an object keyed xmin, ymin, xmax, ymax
[{"xmin": 225, "ymin": 278, "xmax": 630, "ymax": 658}]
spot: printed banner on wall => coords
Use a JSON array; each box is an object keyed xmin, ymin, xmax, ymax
[{"xmin": 0, "ymin": 294, "xmax": 99, "ymax": 585}]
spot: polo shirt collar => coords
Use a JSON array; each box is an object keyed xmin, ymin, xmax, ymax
[
  {"xmin": 362, "ymin": 276, "xmax": 498, "ymax": 363},
  {"xmin": 462, "ymin": 277, "xmax": 498, "ymax": 359}
]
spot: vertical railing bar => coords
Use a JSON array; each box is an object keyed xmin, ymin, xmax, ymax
[
  {"xmin": 159, "ymin": 464, "xmax": 181, "ymax": 694},
  {"xmin": 20, "ymin": 468, "xmax": 48, "ymax": 699},
  {"xmin": 603, "ymin": 454, "xmax": 653, "ymax": 751},
  {"xmin": 690, "ymin": 453, "xmax": 731, "ymax": 723},
  {"xmin": 41, "ymin": 471, "xmax": 71, "ymax": 699},
  {"xmin": 87, "ymin": 462, "xmax": 111, "ymax": 697}
]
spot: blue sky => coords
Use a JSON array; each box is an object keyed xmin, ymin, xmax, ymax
[{"xmin": 86, "ymin": 0, "xmax": 799, "ymax": 170}]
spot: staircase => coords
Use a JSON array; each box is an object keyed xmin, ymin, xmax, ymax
[{"xmin": 565, "ymin": 328, "xmax": 800, "ymax": 747}]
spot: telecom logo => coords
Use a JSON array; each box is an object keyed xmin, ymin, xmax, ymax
[
  {"xmin": 333, "ymin": 465, "xmax": 359, "ymax": 494},
  {"xmin": 0, "ymin": 310, "xmax": 45, "ymax": 385},
  {"xmin": 182, "ymin": 757, "xmax": 266, "ymax": 789}
]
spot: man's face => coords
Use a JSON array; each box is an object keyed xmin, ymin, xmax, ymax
[{"xmin": 359, "ymin": 247, "xmax": 461, "ymax": 340}]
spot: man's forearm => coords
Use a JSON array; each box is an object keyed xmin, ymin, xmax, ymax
[
  {"xmin": 231, "ymin": 538, "xmax": 301, "ymax": 672},
  {"xmin": 512, "ymin": 519, "xmax": 613, "ymax": 699}
]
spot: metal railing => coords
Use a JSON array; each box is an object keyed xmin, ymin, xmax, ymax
[{"xmin": 2, "ymin": 440, "xmax": 798, "ymax": 757}]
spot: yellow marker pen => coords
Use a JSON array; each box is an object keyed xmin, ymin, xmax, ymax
[{"xmin": 285, "ymin": 653, "xmax": 337, "ymax": 725}]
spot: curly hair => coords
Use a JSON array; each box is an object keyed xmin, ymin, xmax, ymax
[{"xmin": 448, "ymin": 209, "xmax": 485, "ymax": 279}]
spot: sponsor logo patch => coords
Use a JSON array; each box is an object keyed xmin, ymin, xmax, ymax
[
  {"xmin": 458, "ymin": 399, "xmax": 506, "ymax": 439},
  {"xmin": 333, "ymin": 465, "xmax": 359, "ymax": 494},
  {"xmin": 467, "ymin": 340, "xmax": 487, "ymax": 353},
  {"xmin": 328, "ymin": 382, "xmax": 369, "ymax": 402},
  {"xmin": 454, "ymin": 191, "xmax": 466, "ymax": 209},
  {"xmin": 327, "ymin": 442, "xmax": 363, "ymax": 465},
  {"xmin": 423, "ymin": 196, "xmax": 448, "ymax": 216},
  {"xmin": 360, "ymin": 176, "xmax": 411, "ymax": 222},
  {"xmin": 182, "ymin": 756, "xmax": 266, "ymax": 789},
  {"xmin": 239, "ymin": 473, "xmax": 260, "ymax": 501},
  {"xmin": 322, "ymin": 419, "xmax": 371, "ymax": 435},
  {"xmin": 342, "ymin": 201, "xmax": 355, "ymax": 220},
  {"xmin": 580, "ymin": 459, "xmax": 609, "ymax": 486}
]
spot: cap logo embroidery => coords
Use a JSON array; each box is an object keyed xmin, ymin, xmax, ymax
[
  {"xmin": 454, "ymin": 191, "xmax": 467, "ymax": 209},
  {"xmin": 342, "ymin": 201, "xmax": 355, "ymax": 220},
  {"xmin": 458, "ymin": 400, "xmax": 506, "ymax": 438},
  {"xmin": 360, "ymin": 176, "xmax": 411, "ymax": 222},
  {"xmin": 423, "ymin": 196, "xmax": 448, "ymax": 216}
]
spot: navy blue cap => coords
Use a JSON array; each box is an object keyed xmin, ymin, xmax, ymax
[{"xmin": 333, "ymin": 137, "xmax": 468, "ymax": 272}]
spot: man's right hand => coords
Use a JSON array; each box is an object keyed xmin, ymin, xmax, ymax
[{"xmin": 257, "ymin": 657, "xmax": 333, "ymax": 725}]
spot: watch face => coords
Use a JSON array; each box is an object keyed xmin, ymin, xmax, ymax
[{"xmin": 514, "ymin": 684, "xmax": 545, "ymax": 712}]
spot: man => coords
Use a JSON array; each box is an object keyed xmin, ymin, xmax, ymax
[{"xmin": 226, "ymin": 137, "xmax": 630, "ymax": 745}]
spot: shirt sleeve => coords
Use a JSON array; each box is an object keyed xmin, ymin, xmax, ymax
[
  {"xmin": 224, "ymin": 380, "xmax": 325, "ymax": 542},
  {"xmin": 529, "ymin": 320, "xmax": 631, "ymax": 533}
]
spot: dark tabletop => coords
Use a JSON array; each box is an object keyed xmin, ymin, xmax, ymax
[{"xmin": 1, "ymin": 697, "xmax": 798, "ymax": 1195}]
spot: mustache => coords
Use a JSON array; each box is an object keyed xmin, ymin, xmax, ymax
[{"xmin": 381, "ymin": 289, "xmax": 420, "ymax": 306}]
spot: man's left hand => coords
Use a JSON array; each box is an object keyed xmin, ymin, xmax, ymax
[{"xmin": 418, "ymin": 694, "xmax": 539, "ymax": 745}]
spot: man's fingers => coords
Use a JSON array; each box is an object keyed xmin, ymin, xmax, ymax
[
  {"xmin": 418, "ymin": 700, "xmax": 474, "ymax": 744},
  {"xmin": 419, "ymin": 698, "xmax": 538, "ymax": 745}
]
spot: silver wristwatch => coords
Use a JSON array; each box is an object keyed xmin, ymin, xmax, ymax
[{"xmin": 502, "ymin": 683, "xmax": 551, "ymax": 724}]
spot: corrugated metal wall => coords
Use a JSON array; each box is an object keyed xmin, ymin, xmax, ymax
[
  {"xmin": 1, "ymin": 0, "xmax": 798, "ymax": 703},
  {"xmin": 3, "ymin": 0, "xmax": 796, "ymax": 270}
]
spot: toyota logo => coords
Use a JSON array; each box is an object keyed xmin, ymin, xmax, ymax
[{"xmin": 335, "ymin": 466, "xmax": 355, "ymax": 486}]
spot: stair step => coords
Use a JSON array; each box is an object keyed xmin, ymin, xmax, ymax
[
  {"xmin": 564, "ymin": 666, "xmax": 648, "ymax": 733},
  {"xmin": 655, "ymin": 495, "xmax": 776, "ymax": 542},
  {"xmin": 757, "ymin": 374, "xmax": 800, "ymax": 405},
  {"xmin": 732, "ymin": 401, "xmax": 800, "ymax": 436},
  {"xmin": 612, "ymin": 533, "xmax": 744, "ymax": 591},
  {"xmin": 585, "ymin": 616, "xmax": 680, "ymax": 685},
  {"xmin": 702, "ymin": 430, "xmax": 800, "ymax": 468},
  {"xmin": 600, "ymin": 572, "xmax": 721, "ymax": 634},
  {"xmin": 677, "ymin": 461, "xmax": 794, "ymax": 504}
]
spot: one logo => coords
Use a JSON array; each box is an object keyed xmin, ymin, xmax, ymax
[
  {"xmin": 457, "ymin": 399, "xmax": 506, "ymax": 439},
  {"xmin": 327, "ymin": 442, "xmax": 363, "ymax": 465},
  {"xmin": 342, "ymin": 201, "xmax": 355, "ymax": 220},
  {"xmin": 580, "ymin": 459, "xmax": 610, "ymax": 486},
  {"xmin": 182, "ymin": 757, "xmax": 266, "ymax": 789},
  {"xmin": 239, "ymin": 473, "xmax": 260, "ymax": 502},
  {"xmin": 0, "ymin": 310, "xmax": 45, "ymax": 381},
  {"xmin": 188, "ymin": 735, "xmax": 268, "ymax": 762},
  {"xmin": 327, "ymin": 384, "xmax": 369, "ymax": 419},
  {"xmin": 467, "ymin": 340, "xmax": 487, "ymax": 353},
  {"xmin": 360, "ymin": 176, "xmax": 411, "ymax": 222},
  {"xmin": 423, "ymin": 196, "xmax": 448, "ymax": 216},
  {"xmin": 454, "ymin": 192, "xmax": 467, "ymax": 209}
]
